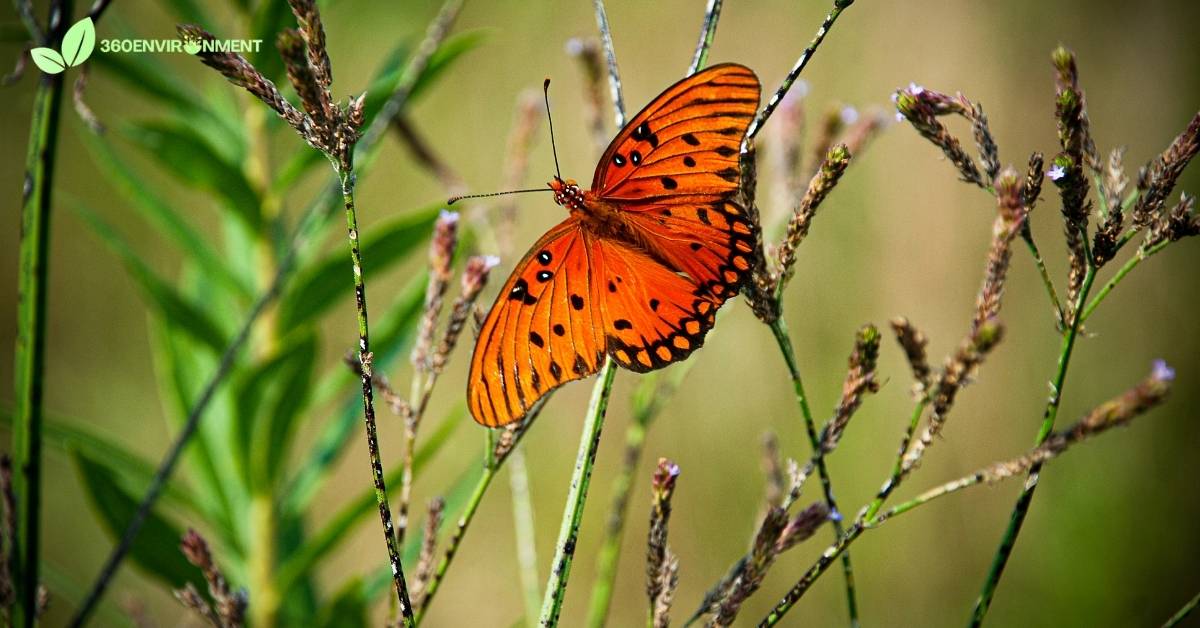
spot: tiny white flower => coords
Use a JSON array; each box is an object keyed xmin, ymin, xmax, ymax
[
  {"xmin": 481, "ymin": 255, "xmax": 501, "ymax": 270},
  {"xmin": 895, "ymin": 112, "xmax": 906, "ymax": 122},
  {"xmin": 1047, "ymin": 164, "xmax": 1066, "ymax": 181},
  {"xmin": 439, "ymin": 209, "xmax": 460, "ymax": 224},
  {"xmin": 890, "ymin": 92, "xmax": 899, "ymax": 104},
  {"xmin": 840, "ymin": 105, "xmax": 859, "ymax": 125},
  {"xmin": 1153, "ymin": 359, "xmax": 1176, "ymax": 382},
  {"xmin": 908, "ymin": 81, "xmax": 925, "ymax": 95}
]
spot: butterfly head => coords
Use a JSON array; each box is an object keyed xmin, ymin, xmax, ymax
[{"xmin": 550, "ymin": 177, "xmax": 586, "ymax": 211}]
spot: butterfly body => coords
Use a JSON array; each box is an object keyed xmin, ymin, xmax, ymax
[{"xmin": 469, "ymin": 64, "xmax": 762, "ymax": 427}]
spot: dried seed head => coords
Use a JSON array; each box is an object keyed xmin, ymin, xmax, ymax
[
  {"xmin": 775, "ymin": 501, "xmax": 831, "ymax": 553},
  {"xmin": 890, "ymin": 317, "xmax": 931, "ymax": 395},
  {"xmin": 411, "ymin": 211, "xmax": 460, "ymax": 371},
  {"xmin": 1092, "ymin": 147, "xmax": 1129, "ymax": 266},
  {"xmin": 775, "ymin": 143, "xmax": 851, "ymax": 289},
  {"xmin": 432, "ymin": 255, "xmax": 499, "ymax": 373},
  {"xmin": 1132, "ymin": 111, "xmax": 1200, "ymax": 231},
  {"xmin": 894, "ymin": 86, "xmax": 986, "ymax": 188},
  {"xmin": 1023, "ymin": 152, "xmax": 1045, "ymax": 211},
  {"xmin": 647, "ymin": 459, "xmax": 679, "ymax": 618},
  {"xmin": 180, "ymin": 528, "xmax": 213, "ymax": 572},
  {"xmin": 822, "ymin": 324, "xmax": 881, "ymax": 453},
  {"xmin": 178, "ymin": 24, "xmax": 320, "ymax": 150}
]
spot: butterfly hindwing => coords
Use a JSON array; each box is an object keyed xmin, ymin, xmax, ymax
[
  {"xmin": 468, "ymin": 219, "xmax": 604, "ymax": 426},
  {"xmin": 591, "ymin": 236, "xmax": 720, "ymax": 373}
]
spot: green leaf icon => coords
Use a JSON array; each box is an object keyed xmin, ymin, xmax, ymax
[
  {"xmin": 183, "ymin": 38, "xmax": 202, "ymax": 55},
  {"xmin": 61, "ymin": 17, "xmax": 96, "ymax": 67},
  {"xmin": 29, "ymin": 47, "xmax": 66, "ymax": 74}
]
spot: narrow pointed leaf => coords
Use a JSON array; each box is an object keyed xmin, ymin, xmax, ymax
[
  {"xmin": 71, "ymin": 201, "xmax": 228, "ymax": 353},
  {"xmin": 277, "ymin": 205, "xmax": 441, "ymax": 330},
  {"xmin": 71, "ymin": 450, "xmax": 205, "ymax": 590}
]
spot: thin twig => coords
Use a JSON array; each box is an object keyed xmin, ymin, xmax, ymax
[
  {"xmin": 591, "ymin": 0, "xmax": 625, "ymax": 129},
  {"xmin": 745, "ymin": 0, "xmax": 855, "ymax": 144},
  {"xmin": 1163, "ymin": 591, "xmax": 1200, "ymax": 628},
  {"xmin": 686, "ymin": 0, "xmax": 723, "ymax": 76},
  {"xmin": 539, "ymin": 360, "xmax": 618, "ymax": 627}
]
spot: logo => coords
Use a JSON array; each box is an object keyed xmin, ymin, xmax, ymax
[
  {"xmin": 30, "ymin": 17, "xmax": 95, "ymax": 74},
  {"xmin": 182, "ymin": 37, "xmax": 202, "ymax": 55}
]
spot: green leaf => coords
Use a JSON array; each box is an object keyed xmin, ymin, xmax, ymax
[
  {"xmin": 0, "ymin": 406, "xmax": 203, "ymax": 519},
  {"xmin": 316, "ymin": 577, "xmax": 370, "ymax": 628},
  {"xmin": 61, "ymin": 17, "xmax": 95, "ymax": 67},
  {"xmin": 92, "ymin": 50, "xmax": 198, "ymax": 113},
  {"xmin": 275, "ymin": 408, "xmax": 464, "ymax": 592},
  {"xmin": 161, "ymin": 0, "xmax": 212, "ymax": 24},
  {"xmin": 72, "ymin": 450, "xmax": 205, "ymax": 590},
  {"xmin": 122, "ymin": 120, "xmax": 262, "ymax": 232},
  {"xmin": 277, "ymin": 205, "xmax": 441, "ymax": 330},
  {"xmin": 283, "ymin": 271, "xmax": 429, "ymax": 512},
  {"xmin": 77, "ymin": 130, "xmax": 253, "ymax": 300},
  {"xmin": 409, "ymin": 30, "xmax": 488, "ymax": 103},
  {"xmin": 249, "ymin": 0, "xmax": 293, "ymax": 80},
  {"xmin": 29, "ymin": 47, "xmax": 65, "ymax": 74},
  {"xmin": 70, "ymin": 200, "xmax": 229, "ymax": 353},
  {"xmin": 232, "ymin": 333, "xmax": 318, "ymax": 489}
]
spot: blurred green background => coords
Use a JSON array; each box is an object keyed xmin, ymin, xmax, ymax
[{"xmin": 2, "ymin": 0, "xmax": 1199, "ymax": 626}]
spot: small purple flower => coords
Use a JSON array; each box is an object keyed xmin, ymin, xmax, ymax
[
  {"xmin": 1047, "ymin": 164, "xmax": 1066, "ymax": 181},
  {"xmin": 480, "ymin": 255, "xmax": 501, "ymax": 271},
  {"xmin": 438, "ymin": 209, "xmax": 460, "ymax": 224},
  {"xmin": 895, "ymin": 111, "xmax": 906, "ymax": 122},
  {"xmin": 828, "ymin": 508, "xmax": 843, "ymax": 523},
  {"xmin": 907, "ymin": 81, "xmax": 925, "ymax": 95},
  {"xmin": 1152, "ymin": 359, "xmax": 1176, "ymax": 382}
]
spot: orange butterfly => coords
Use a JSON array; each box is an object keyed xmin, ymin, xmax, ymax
[{"xmin": 468, "ymin": 63, "xmax": 761, "ymax": 427}]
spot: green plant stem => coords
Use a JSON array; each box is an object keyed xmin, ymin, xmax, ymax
[
  {"xmin": 11, "ymin": 2, "xmax": 70, "ymax": 624},
  {"xmin": 768, "ymin": 315, "xmax": 859, "ymax": 626},
  {"xmin": 969, "ymin": 263, "xmax": 1097, "ymax": 626},
  {"xmin": 416, "ymin": 465, "xmax": 495, "ymax": 623},
  {"xmin": 745, "ymin": 0, "xmax": 854, "ymax": 143},
  {"xmin": 509, "ymin": 447, "xmax": 542, "ymax": 627},
  {"xmin": 758, "ymin": 523, "xmax": 865, "ymax": 627},
  {"xmin": 584, "ymin": 397, "xmax": 650, "ymax": 628},
  {"xmin": 1163, "ymin": 591, "xmax": 1200, "ymax": 628},
  {"xmin": 860, "ymin": 399, "xmax": 928, "ymax": 522},
  {"xmin": 539, "ymin": 358, "xmax": 618, "ymax": 627},
  {"xmin": 1020, "ymin": 225, "xmax": 1064, "ymax": 327},
  {"xmin": 686, "ymin": 0, "xmax": 722, "ymax": 75},
  {"xmin": 338, "ymin": 165, "xmax": 415, "ymax": 626},
  {"xmin": 247, "ymin": 493, "xmax": 281, "ymax": 627},
  {"xmin": 1079, "ymin": 240, "xmax": 1169, "ymax": 323}
]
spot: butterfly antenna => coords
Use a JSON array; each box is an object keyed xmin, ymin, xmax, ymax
[
  {"xmin": 544, "ymin": 78, "xmax": 563, "ymax": 181},
  {"xmin": 447, "ymin": 188, "xmax": 552, "ymax": 205}
]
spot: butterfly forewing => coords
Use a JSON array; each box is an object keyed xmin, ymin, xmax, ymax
[
  {"xmin": 468, "ymin": 219, "xmax": 604, "ymax": 426},
  {"xmin": 592, "ymin": 63, "xmax": 760, "ymax": 203}
]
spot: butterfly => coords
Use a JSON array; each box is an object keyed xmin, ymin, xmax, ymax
[{"xmin": 467, "ymin": 63, "xmax": 761, "ymax": 427}]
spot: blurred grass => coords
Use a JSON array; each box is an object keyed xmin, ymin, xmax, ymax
[{"xmin": 1, "ymin": 0, "xmax": 1198, "ymax": 626}]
